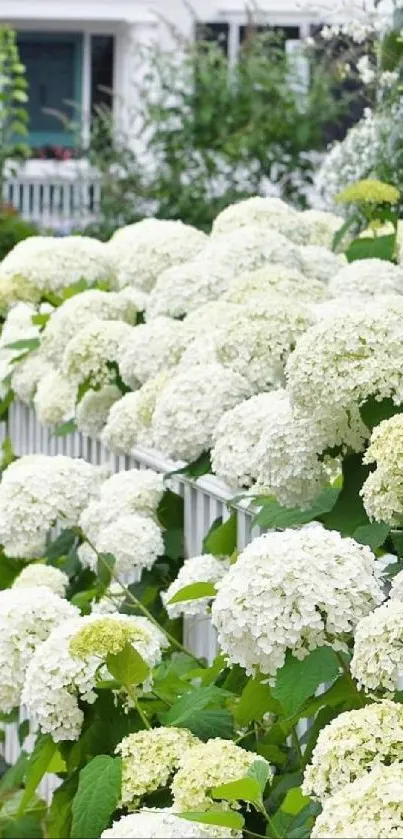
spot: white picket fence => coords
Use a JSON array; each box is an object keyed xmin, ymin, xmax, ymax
[
  {"xmin": 2, "ymin": 401, "xmax": 261, "ymax": 798},
  {"xmin": 3, "ymin": 174, "xmax": 102, "ymax": 231}
]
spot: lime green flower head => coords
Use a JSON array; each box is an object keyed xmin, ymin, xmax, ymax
[
  {"xmin": 336, "ymin": 179, "xmax": 399, "ymax": 205},
  {"xmin": 69, "ymin": 617, "xmax": 140, "ymax": 659}
]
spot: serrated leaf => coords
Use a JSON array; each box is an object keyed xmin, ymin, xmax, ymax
[
  {"xmin": 247, "ymin": 759, "xmax": 271, "ymax": 796},
  {"xmin": 168, "ymin": 581, "xmax": 216, "ymax": 605},
  {"xmin": 282, "ymin": 787, "xmax": 311, "ymax": 816},
  {"xmin": 0, "ymin": 752, "xmax": 28, "ymax": 796},
  {"xmin": 178, "ymin": 811, "xmax": 244, "ymax": 830},
  {"xmin": 157, "ymin": 489, "xmax": 183, "ymax": 529},
  {"xmin": 253, "ymin": 487, "xmax": 339, "ymax": 530},
  {"xmin": 346, "ymin": 233, "xmax": 396, "ymax": 262},
  {"xmin": 18, "ymin": 734, "xmax": 57, "ymax": 813},
  {"xmin": 46, "ymin": 529, "xmax": 76, "ymax": 562},
  {"xmin": 46, "ymin": 774, "xmax": 78, "ymax": 839},
  {"xmin": 212, "ymin": 775, "xmax": 261, "ymax": 804},
  {"xmin": 70, "ymin": 756, "xmax": 121, "ymax": 839},
  {"xmin": 161, "ymin": 685, "xmax": 230, "ymax": 726},
  {"xmin": 106, "ymin": 643, "xmax": 149, "ymax": 687},
  {"xmin": 203, "ymin": 513, "xmax": 237, "ymax": 556},
  {"xmin": 353, "ymin": 522, "xmax": 389, "ymax": 550},
  {"xmin": 235, "ymin": 677, "xmax": 280, "ymax": 727},
  {"xmin": 272, "ymin": 647, "xmax": 340, "ymax": 716}
]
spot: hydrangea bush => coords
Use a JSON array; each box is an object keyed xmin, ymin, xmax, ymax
[{"xmin": 3, "ymin": 174, "xmax": 403, "ymax": 839}]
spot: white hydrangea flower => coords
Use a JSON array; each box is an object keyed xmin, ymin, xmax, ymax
[
  {"xmin": 152, "ymin": 364, "xmax": 251, "ymax": 462},
  {"xmin": 40, "ymin": 289, "xmax": 139, "ymax": 365},
  {"xmin": 303, "ymin": 700, "xmax": 403, "ymax": 802},
  {"xmin": 212, "ymin": 196, "xmax": 296, "ymax": 235},
  {"xmin": 99, "ymin": 469, "xmax": 164, "ymax": 517},
  {"xmin": 22, "ymin": 614, "xmax": 166, "ymax": 741},
  {"xmin": 147, "ymin": 225, "xmax": 301, "ymax": 319},
  {"xmin": 116, "ymin": 727, "xmax": 199, "ymax": 809},
  {"xmin": 11, "ymin": 352, "xmax": 53, "ymax": 405},
  {"xmin": 0, "ymin": 236, "xmax": 116, "ymax": 305},
  {"xmin": 183, "ymin": 301, "xmax": 241, "ymax": 340},
  {"xmin": 13, "ymin": 563, "xmax": 69, "ymax": 597},
  {"xmin": 63, "ymin": 319, "xmax": 133, "ymax": 387},
  {"xmin": 223, "ymin": 265, "xmax": 328, "ymax": 304},
  {"xmin": 253, "ymin": 390, "xmax": 331, "ymax": 508},
  {"xmin": 211, "ymin": 393, "xmax": 279, "ymax": 488},
  {"xmin": 172, "ymin": 738, "xmax": 267, "ymax": 812},
  {"xmin": 118, "ymin": 317, "xmax": 189, "ymax": 387},
  {"xmin": 329, "ymin": 259, "xmax": 403, "ymax": 298},
  {"xmin": 315, "ymin": 109, "xmax": 394, "ymax": 210},
  {"xmin": 0, "ymin": 586, "xmax": 77, "ymax": 712},
  {"xmin": 351, "ymin": 599, "xmax": 403, "ymax": 692},
  {"xmin": 0, "ymin": 301, "xmax": 40, "ymax": 349},
  {"xmin": 76, "ymin": 385, "xmax": 121, "ymax": 437},
  {"xmin": 34, "ymin": 369, "xmax": 77, "ymax": 426},
  {"xmin": 108, "ymin": 219, "xmax": 207, "ymax": 292},
  {"xmin": 311, "ymin": 764, "xmax": 403, "ymax": 838},
  {"xmin": 296, "ymin": 210, "xmax": 344, "ymax": 248},
  {"xmin": 162, "ymin": 554, "xmax": 230, "ymax": 618},
  {"xmin": 0, "ymin": 455, "xmax": 104, "ymax": 557},
  {"xmin": 309, "ymin": 296, "xmax": 366, "ymax": 323},
  {"xmin": 101, "ymin": 809, "xmax": 238, "ymax": 839},
  {"xmin": 102, "ymin": 373, "xmax": 170, "ymax": 454},
  {"xmin": 298, "ymin": 245, "xmax": 347, "ymax": 284},
  {"xmin": 212, "ymin": 526, "xmax": 384, "ymax": 678},
  {"xmin": 95, "ymin": 513, "xmax": 164, "ymax": 579},
  {"xmin": 287, "ymin": 297, "xmax": 403, "ymax": 454},
  {"xmin": 181, "ymin": 299, "xmax": 309, "ymax": 393},
  {"xmin": 361, "ymin": 414, "xmax": 403, "ymax": 524}
]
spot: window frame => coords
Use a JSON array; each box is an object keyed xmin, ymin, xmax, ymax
[{"xmin": 17, "ymin": 30, "xmax": 83, "ymax": 148}]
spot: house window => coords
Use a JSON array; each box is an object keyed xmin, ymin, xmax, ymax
[
  {"xmin": 17, "ymin": 32, "xmax": 82, "ymax": 149},
  {"xmin": 90, "ymin": 35, "xmax": 114, "ymax": 113}
]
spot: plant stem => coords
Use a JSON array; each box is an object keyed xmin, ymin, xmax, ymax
[
  {"xmin": 256, "ymin": 803, "xmax": 281, "ymax": 839},
  {"xmin": 244, "ymin": 830, "xmax": 268, "ymax": 839},
  {"xmin": 234, "ymin": 728, "xmax": 255, "ymax": 744},
  {"xmin": 291, "ymin": 725, "xmax": 303, "ymax": 764},
  {"xmin": 81, "ymin": 530, "xmax": 206, "ymax": 667},
  {"xmin": 126, "ymin": 683, "xmax": 151, "ymax": 730},
  {"xmin": 335, "ymin": 650, "xmax": 365, "ymax": 707}
]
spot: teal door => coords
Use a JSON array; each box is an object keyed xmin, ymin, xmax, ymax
[{"xmin": 17, "ymin": 32, "xmax": 83, "ymax": 148}]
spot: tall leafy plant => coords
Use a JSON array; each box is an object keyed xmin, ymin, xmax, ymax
[{"xmin": 0, "ymin": 27, "xmax": 29, "ymax": 201}]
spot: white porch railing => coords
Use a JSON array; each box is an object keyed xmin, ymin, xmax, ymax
[
  {"xmin": 2, "ymin": 401, "xmax": 261, "ymax": 799},
  {"xmin": 3, "ymin": 162, "xmax": 102, "ymax": 231}
]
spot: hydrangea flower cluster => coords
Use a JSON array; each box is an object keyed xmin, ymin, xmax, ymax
[
  {"xmin": 223, "ymin": 264, "xmax": 328, "ymax": 305},
  {"xmin": 212, "ymin": 526, "xmax": 384, "ymax": 677},
  {"xmin": 101, "ymin": 374, "xmax": 170, "ymax": 453},
  {"xmin": 311, "ymin": 764, "xmax": 403, "ymax": 838},
  {"xmin": 116, "ymin": 727, "xmax": 199, "ymax": 809},
  {"xmin": 22, "ymin": 614, "xmax": 166, "ymax": 741},
  {"xmin": 211, "ymin": 393, "xmax": 280, "ymax": 488},
  {"xmin": 351, "ymin": 599, "xmax": 403, "ymax": 692},
  {"xmin": 0, "ymin": 455, "xmax": 104, "ymax": 557},
  {"xmin": 163, "ymin": 554, "xmax": 230, "ymax": 618},
  {"xmin": 172, "ymin": 738, "xmax": 266, "ymax": 812},
  {"xmin": 101, "ymin": 809, "xmax": 238, "ymax": 839},
  {"xmin": 109, "ymin": 218, "xmax": 207, "ymax": 292},
  {"xmin": 34, "ymin": 369, "xmax": 77, "ymax": 426},
  {"xmin": 12, "ymin": 563, "xmax": 69, "ymax": 597},
  {"xmin": 0, "ymin": 235, "xmax": 116, "ymax": 309},
  {"xmin": 75, "ymin": 385, "xmax": 122, "ymax": 437},
  {"xmin": 40, "ymin": 288, "xmax": 139, "ymax": 366},
  {"xmin": 297, "ymin": 244, "xmax": 346, "ymax": 284},
  {"xmin": 62, "ymin": 319, "xmax": 133, "ymax": 388},
  {"xmin": 361, "ymin": 414, "xmax": 403, "ymax": 524},
  {"xmin": 211, "ymin": 195, "xmax": 296, "ymax": 235},
  {"xmin": 0, "ymin": 586, "xmax": 77, "ymax": 712},
  {"xmin": 303, "ymin": 700, "xmax": 403, "ymax": 801},
  {"xmin": 146, "ymin": 225, "xmax": 301, "ymax": 319},
  {"xmin": 78, "ymin": 469, "xmax": 164, "ymax": 579},
  {"xmin": 329, "ymin": 259, "xmax": 403, "ymax": 298},
  {"xmin": 152, "ymin": 364, "xmax": 251, "ymax": 462},
  {"xmin": 118, "ymin": 317, "xmax": 189, "ymax": 387}
]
